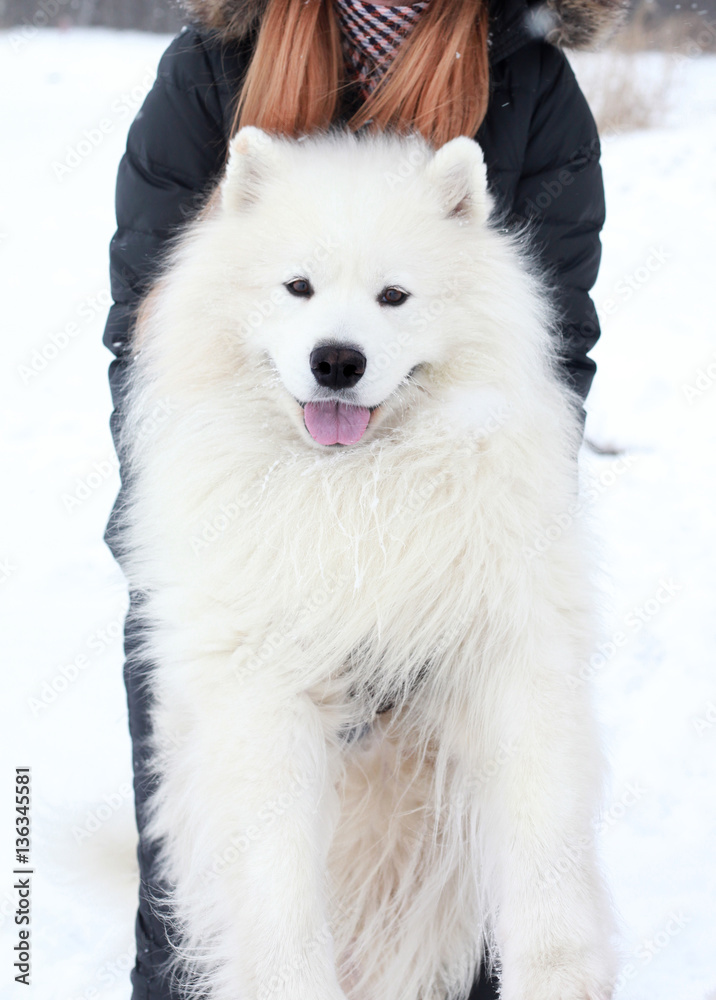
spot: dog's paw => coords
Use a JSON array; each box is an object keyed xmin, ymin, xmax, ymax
[
  {"xmin": 267, "ymin": 987, "xmax": 349, "ymax": 1000},
  {"xmin": 500, "ymin": 948, "xmax": 616, "ymax": 1000},
  {"xmin": 256, "ymin": 965, "xmax": 350, "ymax": 1000}
]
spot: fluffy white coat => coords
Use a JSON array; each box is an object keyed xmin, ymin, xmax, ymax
[{"xmin": 120, "ymin": 127, "xmax": 617, "ymax": 1000}]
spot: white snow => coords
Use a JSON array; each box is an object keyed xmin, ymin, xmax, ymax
[
  {"xmin": 1, "ymin": 27, "xmax": 714, "ymax": 1000},
  {"xmin": 571, "ymin": 47, "xmax": 716, "ymax": 1000}
]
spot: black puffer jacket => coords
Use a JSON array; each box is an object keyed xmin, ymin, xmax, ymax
[{"xmin": 104, "ymin": 0, "xmax": 626, "ymax": 416}]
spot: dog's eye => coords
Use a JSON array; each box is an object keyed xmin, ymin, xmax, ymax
[
  {"xmin": 379, "ymin": 286, "xmax": 409, "ymax": 306},
  {"xmin": 285, "ymin": 278, "xmax": 313, "ymax": 298}
]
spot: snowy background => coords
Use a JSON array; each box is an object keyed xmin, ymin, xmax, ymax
[{"xmin": 1, "ymin": 26, "xmax": 714, "ymax": 1000}]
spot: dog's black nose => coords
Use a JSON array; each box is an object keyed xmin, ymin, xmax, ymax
[{"xmin": 310, "ymin": 345, "xmax": 366, "ymax": 390}]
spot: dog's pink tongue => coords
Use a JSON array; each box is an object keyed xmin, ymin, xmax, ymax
[{"xmin": 304, "ymin": 401, "xmax": 370, "ymax": 445}]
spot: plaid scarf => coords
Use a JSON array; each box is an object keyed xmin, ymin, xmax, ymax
[{"xmin": 334, "ymin": 0, "xmax": 430, "ymax": 99}]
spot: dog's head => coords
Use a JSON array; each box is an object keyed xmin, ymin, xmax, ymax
[{"xmin": 211, "ymin": 127, "xmax": 505, "ymax": 448}]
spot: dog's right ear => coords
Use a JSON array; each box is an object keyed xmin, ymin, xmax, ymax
[
  {"xmin": 425, "ymin": 137, "xmax": 490, "ymax": 224},
  {"xmin": 221, "ymin": 126, "xmax": 278, "ymax": 212}
]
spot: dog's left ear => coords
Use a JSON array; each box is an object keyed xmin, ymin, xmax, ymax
[
  {"xmin": 222, "ymin": 126, "xmax": 280, "ymax": 212},
  {"xmin": 426, "ymin": 137, "xmax": 490, "ymax": 223}
]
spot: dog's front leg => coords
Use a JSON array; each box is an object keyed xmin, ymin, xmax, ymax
[
  {"xmin": 153, "ymin": 669, "xmax": 346, "ymax": 1000},
  {"xmin": 467, "ymin": 649, "xmax": 617, "ymax": 1000}
]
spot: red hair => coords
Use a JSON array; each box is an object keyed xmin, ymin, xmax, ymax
[{"xmin": 230, "ymin": 0, "xmax": 489, "ymax": 147}]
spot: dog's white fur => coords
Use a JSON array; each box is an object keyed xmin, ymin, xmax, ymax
[{"xmin": 120, "ymin": 127, "xmax": 616, "ymax": 1000}]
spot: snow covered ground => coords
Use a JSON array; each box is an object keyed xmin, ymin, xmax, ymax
[{"xmin": 1, "ymin": 26, "xmax": 714, "ymax": 1000}]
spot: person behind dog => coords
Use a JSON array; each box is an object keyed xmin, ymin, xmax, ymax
[{"xmin": 102, "ymin": 0, "xmax": 626, "ymax": 996}]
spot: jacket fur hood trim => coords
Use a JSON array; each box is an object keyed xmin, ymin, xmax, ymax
[
  {"xmin": 536, "ymin": 0, "xmax": 628, "ymax": 50},
  {"xmin": 179, "ymin": 0, "xmax": 629, "ymax": 51}
]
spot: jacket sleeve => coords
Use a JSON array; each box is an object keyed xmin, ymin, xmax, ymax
[
  {"xmin": 103, "ymin": 26, "xmax": 241, "ymax": 556},
  {"xmin": 103, "ymin": 25, "xmax": 234, "ymax": 408},
  {"xmin": 512, "ymin": 43, "xmax": 605, "ymax": 403}
]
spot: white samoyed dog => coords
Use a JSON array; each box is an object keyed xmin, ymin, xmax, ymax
[{"xmin": 120, "ymin": 126, "xmax": 616, "ymax": 1000}]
